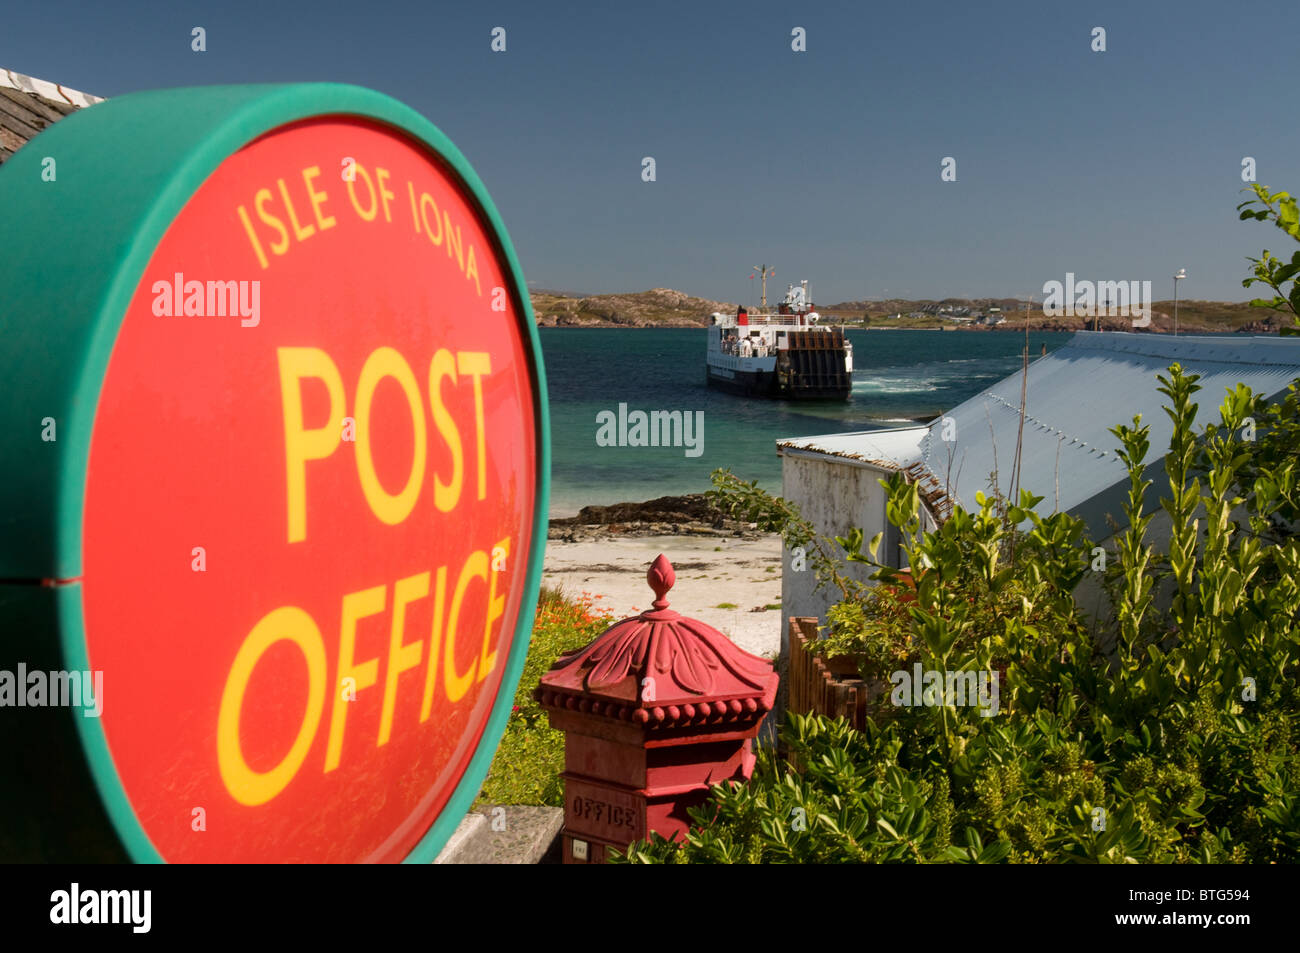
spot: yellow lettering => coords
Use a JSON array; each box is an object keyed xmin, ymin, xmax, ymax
[
  {"xmin": 277, "ymin": 348, "xmax": 345, "ymax": 543},
  {"xmin": 466, "ymin": 244, "xmax": 481, "ymax": 296},
  {"xmin": 443, "ymin": 209, "xmax": 463, "ymax": 271},
  {"xmin": 378, "ymin": 572, "xmax": 429, "ymax": 746},
  {"xmin": 419, "ymin": 566, "xmax": 448, "ymax": 722},
  {"xmin": 376, "ymin": 167, "xmax": 395, "ymax": 223},
  {"xmin": 256, "ymin": 187, "xmax": 290, "ymax": 257},
  {"xmin": 457, "ymin": 352, "xmax": 492, "ymax": 501},
  {"xmin": 217, "ymin": 607, "xmax": 326, "ymax": 806},
  {"xmin": 354, "ymin": 347, "xmax": 427, "ymax": 527},
  {"xmin": 445, "ymin": 552, "xmax": 487, "ymax": 703},
  {"xmin": 350, "ymin": 164, "xmax": 379, "ymax": 222},
  {"xmin": 325, "ymin": 585, "xmax": 385, "ymax": 772},
  {"xmin": 419, "ymin": 192, "xmax": 443, "ymax": 245},
  {"xmin": 237, "ymin": 204, "xmax": 269, "ymax": 270},
  {"xmin": 478, "ymin": 537, "xmax": 509, "ymax": 681},
  {"xmin": 429, "ymin": 349, "xmax": 463, "ymax": 512},
  {"xmin": 277, "ymin": 176, "xmax": 315, "ymax": 242},
  {"xmin": 302, "ymin": 165, "xmax": 336, "ymax": 232}
]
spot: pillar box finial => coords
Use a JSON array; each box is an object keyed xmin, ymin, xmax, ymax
[
  {"xmin": 536, "ymin": 554, "xmax": 780, "ymax": 863},
  {"xmin": 646, "ymin": 554, "xmax": 675, "ymax": 615}
]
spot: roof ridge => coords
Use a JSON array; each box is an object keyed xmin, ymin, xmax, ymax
[
  {"xmin": 1, "ymin": 68, "xmax": 104, "ymax": 108},
  {"xmin": 1068, "ymin": 331, "xmax": 1300, "ymax": 366}
]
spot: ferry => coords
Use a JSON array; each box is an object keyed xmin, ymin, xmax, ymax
[{"xmin": 706, "ymin": 275, "xmax": 853, "ymax": 400}]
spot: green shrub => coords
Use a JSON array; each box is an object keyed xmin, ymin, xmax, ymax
[
  {"xmin": 616, "ymin": 365, "xmax": 1300, "ymax": 863},
  {"xmin": 476, "ymin": 586, "xmax": 613, "ymax": 808}
]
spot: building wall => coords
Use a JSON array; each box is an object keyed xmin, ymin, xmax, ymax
[
  {"xmin": 779, "ymin": 453, "xmax": 894, "ymax": 654},
  {"xmin": 1078, "ymin": 507, "xmax": 1201, "ymax": 662},
  {"xmin": 779, "ymin": 450, "xmax": 1187, "ymax": 667}
]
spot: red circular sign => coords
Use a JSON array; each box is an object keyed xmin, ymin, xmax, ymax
[{"xmin": 80, "ymin": 117, "xmax": 537, "ymax": 862}]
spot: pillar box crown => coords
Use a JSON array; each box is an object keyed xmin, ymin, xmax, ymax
[
  {"xmin": 537, "ymin": 554, "xmax": 778, "ymax": 728},
  {"xmin": 537, "ymin": 554, "xmax": 779, "ymax": 863}
]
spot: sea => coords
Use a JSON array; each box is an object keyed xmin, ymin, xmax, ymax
[{"xmin": 540, "ymin": 328, "xmax": 1074, "ymax": 517}]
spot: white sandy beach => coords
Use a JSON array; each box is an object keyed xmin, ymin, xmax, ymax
[{"xmin": 541, "ymin": 533, "xmax": 785, "ymax": 659}]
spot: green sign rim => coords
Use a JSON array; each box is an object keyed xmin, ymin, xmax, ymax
[{"xmin": 0, "ymin": 83, "xmax": 550, "ymax": 863}]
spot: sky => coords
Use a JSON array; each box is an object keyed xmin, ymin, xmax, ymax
[{"xmin": 5, "ymin": 0, "xmax": 1298, "ymax": 305}]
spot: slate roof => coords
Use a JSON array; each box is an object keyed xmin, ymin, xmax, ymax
[
  {"xmin": 778, "ymin": 331, "xmax": 1300, "ymax": 535},
  {"xmin": 0, "ymin": 68, "xmax": 103, "ymax": 164}
]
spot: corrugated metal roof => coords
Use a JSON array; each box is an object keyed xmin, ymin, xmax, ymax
[
  {"xmin": 922, "ymin": 332, "xmax": 1300, "ymax": 515},
  {"xmin": 780, "ymin": 331, "xmax": 1300, "ymax": 528},
  {"xmin": 777, "ymin": 425, "xmax": 927, "ymax": 471},
  {"xmin": 0, "ymin": 69, "xmax": 103, "ymax": 164}
]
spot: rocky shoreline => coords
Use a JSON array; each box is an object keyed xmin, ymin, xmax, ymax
[{"xmin": 547, "ymin": 494, "xmax": 767, "ymax": 542}]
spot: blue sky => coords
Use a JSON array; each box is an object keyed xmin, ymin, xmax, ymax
[{"xmin": 5, "ymin": 0, "xmax": 1298, "ymax": 304}]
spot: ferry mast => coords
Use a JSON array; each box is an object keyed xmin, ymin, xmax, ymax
[{"xmin": 751, "ymin": 264, "xmax": 775, "ymax": 310}]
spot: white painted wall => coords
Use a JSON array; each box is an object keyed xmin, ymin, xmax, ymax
[
  {"xmin": 777, "ymin": 451, "xmax": 1179, "ymax": 666},
  {"xmin": 779, "ymin": 452, "xmax": 894, "ymax": 656}
]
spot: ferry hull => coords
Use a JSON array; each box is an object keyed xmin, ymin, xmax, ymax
[
  {"xmin": 706, "ymin": 365, "xmax": 778, "ymax": 397},
  {"xmin": 706, "ymin": 364, "xmax": 850, "ymax": 400}
]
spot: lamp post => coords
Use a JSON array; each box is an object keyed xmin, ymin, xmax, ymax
[{"xmin": 1173, "ymin": 268, "xmax": 1186, "ymax": 336}]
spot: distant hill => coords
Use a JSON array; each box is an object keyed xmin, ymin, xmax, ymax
[
  {"xmin": 528, "ymin": 287, "xmax": 593, "ymax": 299},
  {"xmin": 819, "ymin": 298, "xmax": 1284, "ymax": 334},
  {"xmin": 530, "ymin": 288, "xmax": 736, "ymax": 327},
  {"xmin": 529, "ymin": 290, "xmax": 1285, "ymax": 333},
  {"xmin": 826, "ymin": 297, "xmax": 1026, "ymax": 314}
]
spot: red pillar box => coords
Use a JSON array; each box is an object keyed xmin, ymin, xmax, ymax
[{"xmin": 536, "ymin": 555, "xmax": 778, "ymax": 863}]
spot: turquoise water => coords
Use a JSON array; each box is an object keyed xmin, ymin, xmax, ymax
[{"xmin": 539, "ymin": 328, "xmax": 1074, "ymax": 516}]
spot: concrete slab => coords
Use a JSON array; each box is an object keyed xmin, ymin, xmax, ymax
[
  {"xmin": 434, "ymin": 805, "xmax": 564, "ymax": 864},
  {"xmin": 432, "ymin": 811, "xmax": 488, "ymax": 864}
]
